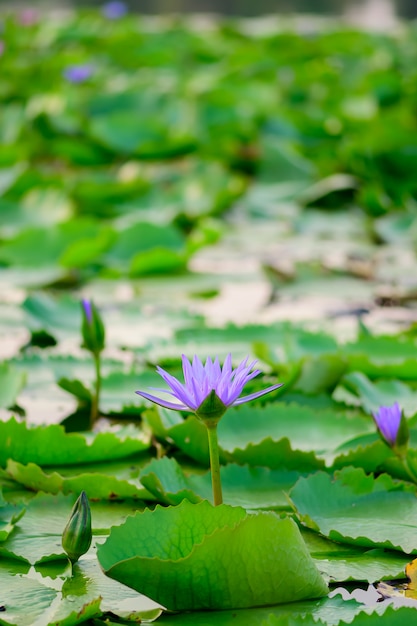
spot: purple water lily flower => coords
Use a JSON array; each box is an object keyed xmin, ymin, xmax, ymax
[
  {"xmin": 372, "ymin": 403, "xmax": 402, "ymax": 447},
  {"xmin": 63, "ymin": 64, "xmax": 94, "ymax": 84},
  {"xmin": 136, "ymin": 354, "xmax": 282, "ymax": 418},
  {"xmin": 102, "ymin": 1, "xmax": 127, "ymax": 19}
]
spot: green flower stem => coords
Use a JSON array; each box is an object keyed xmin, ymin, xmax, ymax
[
  {"xmin": 400, "ymin": 455, "xmax": 417, "ymax": 485},
  {"xmin": 91, "ymin": 352, "xmax": 101, "ymax": 428},
  {"xmin": 205, "ymin": 423, "xmax": 223, "ymax": 506}
]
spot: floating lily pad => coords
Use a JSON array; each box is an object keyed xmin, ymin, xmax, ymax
[
  {"xmin": 98, "ymin": 499, "xmax": 328, "ymax": 610},
  {"xmin": 336, "ymin": 372, "xmax": 417, "ymax": 417},
  {"xmin": 262, "ymin": 606, "xmax": 417, "ymax": 626},
  {"xmin": 290, "ymin": 467, "xmax": 417, "ymax": 554},
  {"xmin": 0, "ymin": 491, "xmax": 144, "ymax": 565},
  {"xmin": 6, "ymin": 457, "xmax": 154, "ymax": 501},
  {"xmin": 303, "ymin": 529, "xmax": 411, "ymax": 584},
  {"xmin": 0, "ymin": 569, "xmax": 59, "ymax": 626},
  {"xmin": 154, "ymin": 402, "xmax": 371, "ymax": 471},
  {"xmin": 0, "ymin": 550, "xmax": 161, "ymax": 626},
  {"xmin": 0, "ymin": 418, "xmax": 150, "ymax": 467},
  {"xmin": 140, "ymin": 456, "xmax": 301, "ymax": 509},
  {"xmin": 330, "ymin": 435, "xmax": 393, "ymax": 472},
  {"xmin": 155, "ymin": 592, "xmax": 367, "ymax": 626},
  {"xmin": 217, "ymin": 403, "xmax": 372, "ymax": 463},
  {"xmin": 0, "ymin": 490, "xmax": 25, "ymax": 542},
  {"xmin": 344, "ymin": 335, "xmax": 417, "ymax": 380},
  {"xmin": 22, "ymin": 292, "xmax": 83, "ymax": 337},
  {"xmin": 0, "ymin": 218, "xmax": 112, "ymax": 270},
  {"xmin": 149, "ymin": 411, "xmax": 323, "ymax": 471},
  {"xmin": 0, "ymin": 363, "xmax": 26, "ymax": 409}
]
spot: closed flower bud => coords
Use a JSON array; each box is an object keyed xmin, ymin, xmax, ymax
[
  {"xmin": 373, "ymin": 403, "xmax": 409, "ymax": 455},
  {"xmin": 62, "ymin": 491, "xmax": 92, "ymax": 563},
  {"xmin": 81, "ymin": 299, "xmax": 105, "ymax": 356}
]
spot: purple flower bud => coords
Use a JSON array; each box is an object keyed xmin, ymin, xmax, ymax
[
  {"xmin": 80, "ymin": 299, "xmax": 105, "ymax": 355},
  {"xmin": 102, "ymin": 1, "xmax": 127, "ymax": 19},
  {"xmin": 82, "ymin": 299, "xmax": 93, "ymax": 324},
  {"xmin": 63, "ymin": 65, "xmax": 94, "ymax": 84},
  {"xmin": 372, "ymin": 403, "xmax": 403, "ymax": 448}
]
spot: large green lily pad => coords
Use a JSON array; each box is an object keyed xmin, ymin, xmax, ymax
[
  {"xmin": 0, "ymin": 418, "xmax": 150, "ymax": 467},
  {"xmin": 98, "ymin": 499, "xmax": 328, "ymax": 610},
  {"xmin": 290, "ymin": 467, "xmax": 417, "ymax": 554}
]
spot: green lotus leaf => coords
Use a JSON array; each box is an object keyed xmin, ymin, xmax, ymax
[
  {"xmin": 303, "ymin": 529, "xmax": 411, "ymax": 584},
  {"xmin": 158, "ymin": 406, "xmax": 350, "ymax": 472},
  {"xmin": 98, "ymin": 499, "xmax": 328, "ymax": 611},
  {"xmin": 0, "ymin": 417, "xmax": 150, "ymax": 467},
  {"xmin": 0, "ymin": 362, "xmax": 26, "ymax": 410},
  {"xmin": 0, "ymin": 570, "xmax": 59, "ymax": 626},
  {"xmin": 140, "ymin": 456, "xmax": 302, "ymax": 509},
  {"xmin": 0, "ymin": 552, "xmax": 162, "ymax": 626},
  {"xmin": 344, "ymin": 335, "xmax": 417, "ymax": 381},
  {"xmin": 0, "ymin": 490, "xmax": 25, "ymax": 543},
  {"xmin": 262, "ymin": 606, "xmax": 417, "ymax": 626},
  {"xmin": 290, "ymin": 467, "xmax": 417, "ymax": 553},
  {"xmin": 157, "ymin": 594, "xmax": 367, "ymax": 626},
  {"xmin": 0, "ymin": 492, "xmax": 143, "ymax": 564},
  {"xmin": 6, "ymin": 458, "xmax": 154, "ymax": 501},
  {"xmin": 0, "ymin": 218, "xmax": 112, "ymax": 270},
  {"xmin": 330, "ymin": 435, "xmax": 393, "ymax": 473},
  {"xmin": 153, "ymin": 402, "xmax": 372, "ymax": 471},
  {"xmin": 336, "ymin": 372, "xmax": 417, "ymax": 417}
]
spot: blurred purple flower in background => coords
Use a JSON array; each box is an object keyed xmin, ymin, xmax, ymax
[
  {"xmin": 372, "ymin": 402, "xmax": 402, "ymax": 447},
  {"xmin": 19, "ymin": 9, "xmax": 38, "ymax": 26},
  {"xmin": 63, "ymin": 65, "xmax": 94, "ymax": 83},
  {"xmin": 102, "ymin": 1, "xmax": 128, "ymax": 19},
  {"xmin": 0, "ymin": 41, "xmax": 4, "ymax": 55}
]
